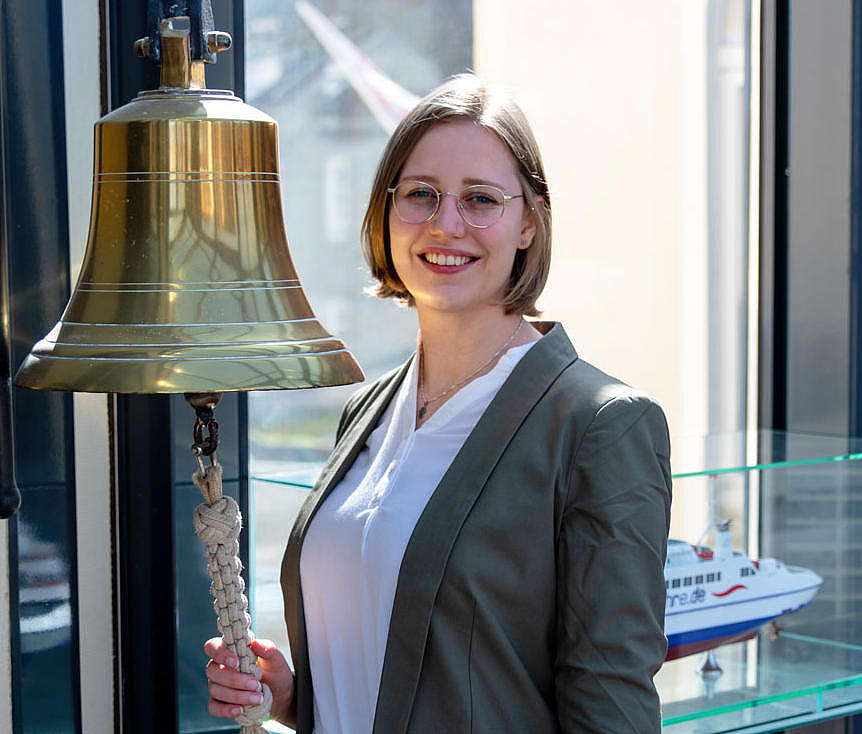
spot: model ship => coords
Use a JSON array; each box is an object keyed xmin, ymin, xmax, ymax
[{"xmin": 664, "ymin": 521, "xmax": 822, "ymax": 660}]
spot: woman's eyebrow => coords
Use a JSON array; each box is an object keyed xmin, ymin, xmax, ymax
[{"xmin": 399, "ymin": 174, "xmax": 509, "ymax": 189}]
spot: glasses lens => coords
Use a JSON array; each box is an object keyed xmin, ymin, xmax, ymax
[
  {"xmin": 392, "ymin": 181, "xmax": 439, "ymax": 223},
  {"xmin": 459, "ymin": 185, "xmax": 506, "ymax": 227}
]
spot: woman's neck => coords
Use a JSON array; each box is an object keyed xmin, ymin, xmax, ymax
[{"xmin": 415, "ymin": 309, "xmax": 541, "ymax": 421}]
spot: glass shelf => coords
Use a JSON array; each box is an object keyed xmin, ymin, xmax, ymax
[
  {"xmin": 253, "ymin": 431, "xmax": 862, "ymax": 486},
  {"xmin": 671, "ymin": 429, "xmax": 862, "ymax": 478},
  {"xmin": 253, "ymin": 463, "xmax": 321, "ymax": 490},
  {"xmin": 658, "ymin": 633, "xmax": 862, "ymax": 732},
  {"xmin": 251, "ymin": 430, "xmax": 862, "ymax": 733}
]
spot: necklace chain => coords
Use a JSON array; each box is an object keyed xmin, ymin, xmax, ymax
[{"xmin": 417, "ymin": 320, "xmax": 524, "ymax": 420}]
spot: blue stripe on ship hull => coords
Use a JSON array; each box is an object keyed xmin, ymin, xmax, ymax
[{"xmin": 667, "ymin": 615, "xmax": 777, "ymax": 649}]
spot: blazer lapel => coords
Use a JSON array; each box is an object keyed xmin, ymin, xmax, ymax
[
  {"xmin": 372, "ymin": 322, "xmax": 578, "ymax": 734},
  {"xmin": 281, "ymin": 358, "xmax": 412, "ymax": 731}
]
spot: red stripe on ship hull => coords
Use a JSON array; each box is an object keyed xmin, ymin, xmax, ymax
[{"xmin": 712, "ymin": 584, "xmax": 748, "ymax": 597}]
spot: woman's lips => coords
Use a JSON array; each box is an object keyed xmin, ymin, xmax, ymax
[
  {"xmin": 423, "ymin": 252, "xmax": 474, "ymax": 266},
  {"xmin": 419, "ymin": 251, "xmax": 477, "ymax": 273}
]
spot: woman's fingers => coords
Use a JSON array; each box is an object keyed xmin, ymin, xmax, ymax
[
  {"xmin": 207, "ymin": 698, "xmax": 246, "ymax": 719},
  {"xmin": 207, "ymin": 678, "xmax": 265, "ymax": 707},
  {"xmin": 204, "ymin": 634, "xmax": 295, "ymax": 723},
  {"xmin": 205, "ymin": 658, "xmax": 261, "ymax": 692},
  {"xmin": 204, "ymin": 638, "xmax": 263, "ymax": 719},
  {"xmin": 205, "ymin": 636, "xmax": 279, "ymax": 671},
  {"xmin": 205, "ymin": 659, "xmax": 264, "ymax": 720},
  {"xmin": 203, "ymin": 636, "xmax": 239, "ymax": 669}
]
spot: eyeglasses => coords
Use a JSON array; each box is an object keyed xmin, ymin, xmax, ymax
[{"xmin": 387, "ymin": 180, "xmax": 524, "ymax": 229}]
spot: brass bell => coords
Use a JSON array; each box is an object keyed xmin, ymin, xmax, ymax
[{"xmin": 14, "ymin": 18, "xmax": 363, "ymax": 394}]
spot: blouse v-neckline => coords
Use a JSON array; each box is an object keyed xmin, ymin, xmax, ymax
[{"xmin": 408, "ymin": 340, "xmax": 538, "ymax": 433}]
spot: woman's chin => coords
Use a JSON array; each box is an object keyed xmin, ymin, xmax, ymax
[{"xmin": 414, "ymin": 297, "xmax": 506, "ymax": 320}]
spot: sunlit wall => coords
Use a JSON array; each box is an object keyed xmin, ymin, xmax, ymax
[{"xmin": 475, "ymin": 0, "xmax": 752, "ymax": 541}]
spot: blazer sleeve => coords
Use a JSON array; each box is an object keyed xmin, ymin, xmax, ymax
[{"xmin": 555, "ymin": 394, "xmax": 672, "ymax": 733}]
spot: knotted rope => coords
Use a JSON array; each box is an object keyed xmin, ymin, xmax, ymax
[{"xmin": 193, "ymin": 461, "xmax": 272, "ymax": 732}]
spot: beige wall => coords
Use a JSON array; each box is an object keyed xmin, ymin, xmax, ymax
[
  {"xmin": 475, "ymin": 0, "xmax": 710, "ymax": 444},
  {"xmin": 475, "ymin": 0, "xmax": 721, "ymax": 538}
]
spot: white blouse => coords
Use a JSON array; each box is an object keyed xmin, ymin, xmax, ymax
[{"xmin": 299, "ymin": 340, "xmax": 535, "ymax": 734}]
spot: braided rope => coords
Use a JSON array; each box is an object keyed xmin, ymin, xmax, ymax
[{"xmin": 193, "ymin": 462, "xmax": 272, "ymax": 733}]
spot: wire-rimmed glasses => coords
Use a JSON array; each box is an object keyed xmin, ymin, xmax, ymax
[{"xmin": 387, "ymin": 180, "xmax": 524, "ymax": 229}]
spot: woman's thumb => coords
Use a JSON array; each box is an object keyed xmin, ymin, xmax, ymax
[{"xmin": 249, "ymin": 638, "xmax": 277, "ymax": 659}]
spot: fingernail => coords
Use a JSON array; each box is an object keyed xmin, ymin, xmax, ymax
[
  {"xmin": 227, "ymin": 657, "xmax": 239, "ymax": 668},
  {"xmin": 231, "ymin": 707, "xmax": 243, "ymax": 716},
  {"xmin": 250, "ymin": 693, "xmax": 263, "ymax": 704},
  {"xmin": 245, "ymin": 678, "xmax": 260, "ymax": 691}
]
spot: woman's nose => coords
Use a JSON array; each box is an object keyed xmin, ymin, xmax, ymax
[{"xmin": 429, "ymin": 192, "xmax": 466, "ymax": 236}]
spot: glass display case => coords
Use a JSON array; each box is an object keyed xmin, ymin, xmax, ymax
[
  {"xmin": 251, "ymin": 431, "xmax": 862, "ymax": 733},
  {"xmin": 659, "ymin": 431, "xmax": 862, "ymax": 732}
]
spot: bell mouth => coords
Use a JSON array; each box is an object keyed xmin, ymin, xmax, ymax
[
  {"xmin": 15, "ymin": 319, "xmax": 364, "ymax": 394},
  {"xmin": 15, "ymin": 275, "xmax": 365, "ymax": 393}
]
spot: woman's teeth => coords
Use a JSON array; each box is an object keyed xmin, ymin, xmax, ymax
[{"xmin": 423, "ymin": 252, "xmax": 473, "ymax": 266}]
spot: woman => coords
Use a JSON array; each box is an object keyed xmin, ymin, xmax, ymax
[{"xmin": 205, "ymin": 74, "xmax": 672, "ymax": 733}]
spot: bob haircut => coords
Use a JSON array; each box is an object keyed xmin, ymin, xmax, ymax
[{"xmin": 361, "ymin": 74, "xmax": 552, "ymax": 317}]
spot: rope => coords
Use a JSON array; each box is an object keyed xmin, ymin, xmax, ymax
[{"xmin": 193, "ymin": 461, "xmax": 272, "ymax": 732}]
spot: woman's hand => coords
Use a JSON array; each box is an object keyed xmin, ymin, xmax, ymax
[{"xmin": 204, "ymin": 635, "xmax": 295, "ymax": 726}]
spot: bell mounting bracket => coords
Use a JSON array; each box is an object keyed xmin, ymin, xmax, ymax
[
  {"xmin": 185, "ymin": 392, "xmax": 222, "ymax": 472},
  {"xmin": 135, "ymin": 0, "xmax": 231, "ymax": 65}
]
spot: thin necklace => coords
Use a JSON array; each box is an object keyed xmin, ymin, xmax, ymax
[{"xmin": 418, "ymin": 319, "xmax": 524, "ymax": 420}]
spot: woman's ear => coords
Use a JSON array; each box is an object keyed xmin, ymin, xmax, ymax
[{"xmin": 519, "ymin": 196, "xmax": 544, "ymax": 249}]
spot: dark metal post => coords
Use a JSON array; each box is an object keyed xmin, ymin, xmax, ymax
[
  {"xmin": 850, "ymin": 0, "xmax": 862, "ymax": 438},
  {"xmin": 0, "ymin": 52, "xmax": 20, "ymax": 519},
  {"xmin": 0, "ymin": 371, "xmax": 20, "ymax": 518},
  {"xmin": 771, "ymin": 0, "xmax": 790, "ymax": 431}
]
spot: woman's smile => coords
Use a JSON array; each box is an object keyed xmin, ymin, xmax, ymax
[{"xmin": 418, "ymin": 248, "xmax": 478, "ymax": 271}]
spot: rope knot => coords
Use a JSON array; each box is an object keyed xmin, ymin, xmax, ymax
[
  {"xmin": 193, "ymin": 496, "xmax": 241, "ymax": 545},
  {"xmin": 235, "ymin": 682, "xmax": 273, "ymax": 730}
]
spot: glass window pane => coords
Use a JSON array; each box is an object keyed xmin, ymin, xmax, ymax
[
  {"xmin": 246, "ymin": 3, "xmax": 752, "ymax": 727},
  {"xmin": 13, "ymin": 486, "xmax": 78, "ymax": 734},
  {"xmin": 246, "ymin": 0, "xmax": 473, "ymax": 664}
]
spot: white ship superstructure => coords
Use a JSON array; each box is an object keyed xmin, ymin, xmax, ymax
[{"xmin": 664, "ymin": 525, "xmax": 821, "ymax": 660}]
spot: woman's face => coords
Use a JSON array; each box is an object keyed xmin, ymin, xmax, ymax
[{"xmin": 388, "ymin": 120, "xmax": 536, "ymax": 320}]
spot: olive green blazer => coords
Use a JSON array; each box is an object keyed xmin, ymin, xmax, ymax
[{"xmin": 281, "ymin": 322, "xmax": 672, "ymax": 733}]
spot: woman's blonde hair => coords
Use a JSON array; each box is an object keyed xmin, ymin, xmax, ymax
[{"xmin": 361, "ymin": 74, "xmax": 551, "ymax": 316}]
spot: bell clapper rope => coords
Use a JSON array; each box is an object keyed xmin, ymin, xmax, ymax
[{"xmin": 186, "ymin": 392, "xmax": 272, "ymax": 733}]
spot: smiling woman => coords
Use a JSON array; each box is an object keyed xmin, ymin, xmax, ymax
[
  {"xmin": 206, "ymin": 73, "xmax": 672, "ymax": 734},
  {"xmin": 385, "ymin": 120, "xmax": 536, "ymax": 330},
  {"xmin": 362, "ymin": 77, "xmax": 552, "ymax": 322}
]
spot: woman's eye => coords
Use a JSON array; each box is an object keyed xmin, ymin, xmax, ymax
[
  {"xmin": 403, "ymin": 185, "xmax": 435, "ymax": 200},
  {"xmin": 462, "ymin": 188, "xmax": 502, "ymax": 208}
]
